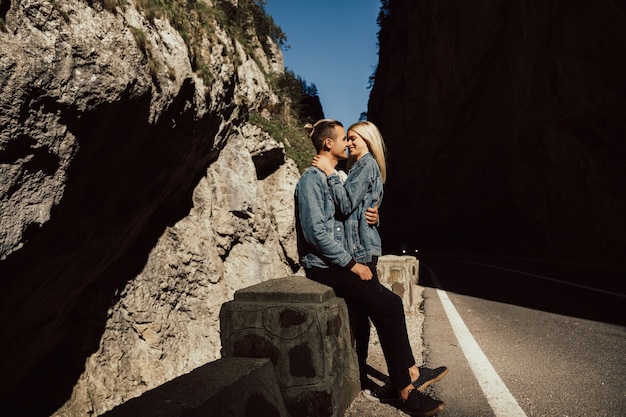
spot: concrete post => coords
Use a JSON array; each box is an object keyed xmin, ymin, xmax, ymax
[
  {"xmin": 101, "ymin": 357, "xmax": 287, "ymax": 417},
  {"xmin": 219, "ymin": 276, "xmax": 360, "ymax": 417},
  {"xmin": 376, "ymin": 255, "xmax": 420, "ymax": 311}
]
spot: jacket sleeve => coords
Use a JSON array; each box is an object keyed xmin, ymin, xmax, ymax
[
  {"xmin": 296, "ymin": 171, "xmax": 355, "ymax": 268},
  {"xmin": 327, "ymin": 158, "xmax": 376, "ymax": 216}
]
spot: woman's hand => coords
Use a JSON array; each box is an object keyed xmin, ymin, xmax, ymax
[
  {"xmin": 312, "ymin": 155, "xmax": 334, "ymax": 176},
  {"xmin": 365, "ymin": 205, "xmax": 379, "ymax": 226}
]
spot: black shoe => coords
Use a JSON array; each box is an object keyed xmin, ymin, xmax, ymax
[
  {"xmin": 362, "ymin": 382, "xmax": 399, "ymax": 403},
  {"xmin": 402, "ymin": 389, "xmax": 446, "ymax": 417},
  {"xmin": 360, "ymin": 376, "xmax": 380, "ymax": 391},
  {"xmin": 412, "ymin": 366, "xmax": 449, "ymax": 391}
]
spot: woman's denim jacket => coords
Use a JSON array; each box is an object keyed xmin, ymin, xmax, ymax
[
  {"xmin": 327, "ymin": 153, "xmax": 383, "ymax": 264},
  {"xmin": 295, "ymin": 166, "xmax": 354, "ymax": 269}
]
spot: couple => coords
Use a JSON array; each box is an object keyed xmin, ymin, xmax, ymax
[{"xmin": 294, "ymin": 119, "xmax": 448, "ymax": 417}]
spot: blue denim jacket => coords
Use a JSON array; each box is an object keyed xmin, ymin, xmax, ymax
[
  {"xmin": 327, "ymin": 153, "xmax": 383, "ymax": 264},
  {"xmin": 295, "ymin": 166, "xmax": 354, "ymax": 269}
]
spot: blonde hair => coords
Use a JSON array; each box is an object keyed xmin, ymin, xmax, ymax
[{"xmin": 348, "ymin": 121, "xmax": 388, "ymax": 183}]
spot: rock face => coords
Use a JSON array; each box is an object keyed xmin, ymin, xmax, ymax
[
  {"xmin": 0, "ymin": 1, "xmax": 300, "ymax": 415},
  {"xmin": 368, "ymin": 0, "xmax": 626, "ymax": 267}
]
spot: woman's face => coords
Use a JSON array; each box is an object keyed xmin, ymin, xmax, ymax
[{"xmin": 347, "ymin": 129, "xmax": 370, "ymax": 160}]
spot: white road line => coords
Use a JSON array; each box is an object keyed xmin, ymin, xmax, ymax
[{"xmin": 431, "ymin": 274, "xmax": 528, "ymax": 417}]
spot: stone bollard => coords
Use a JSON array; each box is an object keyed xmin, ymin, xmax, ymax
[
  {"xmin": 100, "ymin": 357, "xmax": 287, "ymax": 417},
  {"xmin": 219, "ymin": 276, "xmax": 360, "ymax": 417},
  {"xmin": 376, "ymin": 255, "xmax": 420, "ymax": 311}
]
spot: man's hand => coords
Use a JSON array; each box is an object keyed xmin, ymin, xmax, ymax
[
  {"xmin": 365, "ymin": 205, "xmax": 379, "ymax": 226},
  {"xmin": 350, "ymin": 262, "xmax": 373, "ymax": 281}
]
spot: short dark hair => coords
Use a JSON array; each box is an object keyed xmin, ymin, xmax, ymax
[{"xmin": 305, "ymin": 119, "xmax": 343, "ymax": 152}]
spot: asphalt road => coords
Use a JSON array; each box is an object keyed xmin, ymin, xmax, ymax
[{"xmin": 418, "ymin": 253, "xmax": 626, "ymax": 417}]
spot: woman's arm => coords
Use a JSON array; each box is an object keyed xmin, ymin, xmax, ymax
[
  {"xmin": 311, "ymin": 155, "xmax": 357, "ymax": 214},
  {"xmin": 311, "ymin": 155, "xmax": 380, "ymax": 220},
  {"xmin": 333, "ymin": 158, "xmax": 378, "ymax": 216}
]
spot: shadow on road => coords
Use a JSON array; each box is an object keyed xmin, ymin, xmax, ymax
[{"xmin": 417, "ymin": 253, "xmax": 626, "ymax": 327}]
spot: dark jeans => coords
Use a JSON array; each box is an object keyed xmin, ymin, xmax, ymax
[{"xmin": 306, "ymin": 265, "xmax": 415, "ymax": 390}]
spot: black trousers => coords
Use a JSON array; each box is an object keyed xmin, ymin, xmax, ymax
[{"xmin": 306, "ymin": 265, "xmax": 415, "ymax": 390}]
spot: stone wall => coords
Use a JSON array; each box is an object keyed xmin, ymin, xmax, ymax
[{"xmin": 0, "ymin": 1, "xmax": 301, "ymax": 415}]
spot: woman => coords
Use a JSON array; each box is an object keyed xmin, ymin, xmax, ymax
[
  {"xmin": 313, "ymin": 121, "xmax": 448, "ymax": 410},
  {"xmin": 314, "ymin": 120, "xmax": 386, "ymax": 266}
]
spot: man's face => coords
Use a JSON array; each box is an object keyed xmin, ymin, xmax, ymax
[{"xmin": 328, "ymin": 126, "xmax": 349, "ymax": 160}]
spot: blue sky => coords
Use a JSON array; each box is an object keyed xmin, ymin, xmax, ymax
[{"xmin": 264, "ymin": 0, "xmax": 382, "ymax": 126}]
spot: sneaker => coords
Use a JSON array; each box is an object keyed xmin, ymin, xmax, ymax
[
  {"xmin": 412, "ymin": 366, "xmax": 449, "ymax": 391},
  {"xmin": 360, "ymin": 376, "xmax": 380, "ymax": 391},
  {"xmin": 362, "ymin": 382, "xmax": 399, "ymax": 403},
  {"xmin": 402, "ymin": 389, "xmax": 446, "ymax": 417}
]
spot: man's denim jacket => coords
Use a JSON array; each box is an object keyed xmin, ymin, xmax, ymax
[
  {"xmin": 295, "ymin": 166, "xmax": 354, "ymax": 269},
  {"xmin": 327, "ymin": 153, "xmax": 383, "ymax": 264}
]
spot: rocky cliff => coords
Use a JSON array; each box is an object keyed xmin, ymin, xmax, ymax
[
  {"xmin": 369, "ymin": 0, "xmax": 626, "ymax": 267},
  {"xmin": 0, "ymin": 1, "xmax": 303, "ymax": 415}
]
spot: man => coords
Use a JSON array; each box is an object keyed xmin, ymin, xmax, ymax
[{"xmin": 295, "ymin": 119, "xmax": 446, "ymax": 417}]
